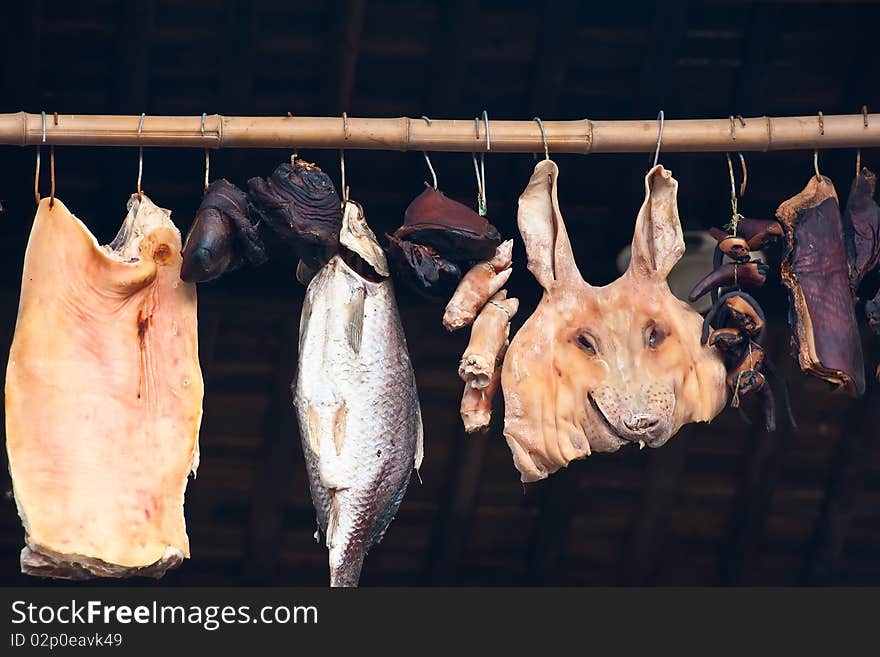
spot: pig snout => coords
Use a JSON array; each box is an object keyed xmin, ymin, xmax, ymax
[
  {"xmin": 623, "ymin": 414, "xmax": 661, "ymax": 433},
  {"xmin": 589, "ymin": 384, "xmax": 675, "ymax": 446}
]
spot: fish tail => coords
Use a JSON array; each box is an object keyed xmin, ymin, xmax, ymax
[{"xmin": 329, "ymin": 549, "xmax": 365, "ymax": 588}]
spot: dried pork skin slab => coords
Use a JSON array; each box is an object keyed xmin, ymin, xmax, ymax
[
  {"xmin": 5, "ymin": 195, "xmax": 203, "ymax": 579},
  {"xmin": 778, "ymin": 175, "xmax": 865, "ymax": 396}
]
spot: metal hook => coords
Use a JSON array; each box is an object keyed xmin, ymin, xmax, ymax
[
  {"xmin": 476, "ymin": 110, "xmax": 490, "ymax": 211},
  {"xmin": 652, "ymin": 110, "xmax": 664, "ymax": 168},
  {"xmin": 818, "ymin": 111, "xmax": 824, "ymax": 136},
  {"xmin": 420, "ymin": 116, "xmax": 438, "ymax": 189},
  {"xmin": 201, "ymin": 113, "xmax": 210, "ymax": 192},
  {"xmin": 729, "ymin": 115, "xmax": 746, "ymax": 141},
  {"xmin": 858, "ymin": 106, "xmax": 868, "ymax": 175},
  {"xmin": 339, "ymin": 112, "xmax": 349, "ymax": 204},
  {"xmin": 471, "ymin": 116, "xmax": 487, "ymax": 216},
  {"xmin": 49, "ymin": 144, "xmax": 55, "ymax": 208},
  {"xmin": 533, "ymin": 117, "xmax": 549, "ymax": 160},
  {"xmin": 34, "ymin": 111, "xmax": 47, "ymax": 204},
  {"xmin": 738, "ymin": 152, "xmax": 748, "ymax": 198},
  {"xmin": 137, "ymin": 113, "xmax": 146, "ymax": 199}
]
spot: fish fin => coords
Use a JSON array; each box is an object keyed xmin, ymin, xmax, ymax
[
  {"xmin": 414, "ymin": 400, "xmax": 424, "ymax": 474},
  {"xmin": 325, "ymin": 495, "xmax": 340, "ymax": 549},
  {"xmin": 298, "ymin": 286, "xmax": 313, "ymax": 356},
  {"xmin": 332, "ymin": 402, "xmax": 348, "ymax": 456},
  {"xmin": 344, "ymin": 285, "xmax": 365, "ymax": 354},
  {"xmin": 305, "ymin": 404, "xmax": 321, "ymax": 453}
]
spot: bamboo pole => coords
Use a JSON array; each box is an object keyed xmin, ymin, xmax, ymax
[{"xmin": 0, "ymin": 111, "xmax": 879, "ymax": 153}]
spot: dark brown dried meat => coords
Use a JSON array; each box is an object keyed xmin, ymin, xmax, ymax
[
  {"xmin": 395, "ymin": 187, "xmax": 501, "ymax": 261},
  {"xmin": 181, "ymin": 179, "xmax": 266, "ymax": 283},
  {"xmin": 709, "ymin": 217, "xmax": 783, "ymax": 251},
  {"xmin": 247, "ymin": 158, "xmax": 342, "ymax": 272},
  {"xmin": 843, "ymin": 167, "xmax": 880, "ymax": 293},
  {"xmin": 778, "ymin": 175, "xmax": 865, "ymax": 397},
  {"xmin": 385, "ymin": 234, "xmax": 462, "ymax": 299}
]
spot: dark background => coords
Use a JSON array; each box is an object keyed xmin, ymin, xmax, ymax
[{"xmin": 1, "ymin": 0, "xmax": 880, "ymax": 586}]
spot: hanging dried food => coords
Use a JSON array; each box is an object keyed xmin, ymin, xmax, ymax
[
  {"xmin": 690, "ymin": 153, "xmax": 790, "ymax": 432},
  {"xmin": 180, "ymin": 179, "xmax": 266, "ymax": 282},
  {"xmin": 778, "ymin": 174, "xmax": 865, "ymax": 397},
  {"xmin": 443, "ymin": 240, "xmax": 514, "ymax": 331},
  {"xmin": 384, "ymin": 234, "xmax": 462, "ymax": 298},
  {"xmin": 247, "ymin": 158, "xmax": 342, "ymax": 273},
  {"xmin": 457, "ymin": 290, "xmax": 517, "ymax": 433},
  {"xmin": 396, "ymin": 187, "xmax": 500, "ymax": 260},
  {"xmin": 6, "ymin": 195, "xmax": 203, "ymax": 579},
  {"xmin": 461, "ymin": 343, "xmax": 508, "ymax": 434},
  {"xmin": 387, "ymin": 186, "xmax": 501, "ymax": 299},
  {"xmin": 295, "ymin": 199, "xmax": 422, "ymax": 587},
  {"xmin": 844, "ymin": 167, "xmax": 880, "ymax": 293},
  {"xmin": 501, "ymin": 161, "xmax": 726, "ymax": 482}
]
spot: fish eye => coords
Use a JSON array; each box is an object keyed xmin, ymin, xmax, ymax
[
  {"xmin": 646, "ymin": 322, "xmax": 667, "ymax": 349},
  {"xmin": 576, "ymin": 333, "xmax": 597, "ymax": 355}
]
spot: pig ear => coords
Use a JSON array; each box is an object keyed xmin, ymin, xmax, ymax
[
  {"xmin": 516, "ymin": 159, "xmax": 584, "ymax": 290},
  {"xmin": 627, "ymin": 165, "xmax": 685, "ymax": 281}
]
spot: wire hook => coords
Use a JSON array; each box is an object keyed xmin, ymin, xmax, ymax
[
  {"xmin": 857, "ymin": 106, "xmax": 868, "ymax": 175},
  {"xmin": 34, "ymin": 111, "xmax": 46, "ymax": 204},
  {"xmin": 420, "ymin": 116, "xmax": 438, "ymax": 189},
  {"xmin": 818, "ymin": 111, "xmax": 824, "ymax": 136},
  {"xmin": 201, "ymin": 113, "xmax": 210, "ymax": 192},
  {"xmin": 533, "ymin": 117, "xmax": 549, "ymax": 160},
  {"xmin": 339, "ymin": 112, "xmax": 349, "ymax": 204},
  {"xmin": 137, "ymin": 113, "xmax": 146, "ymax": 200},
  {"xmin": 652, "ymin": 110, "xmax": 664, "ymax": 168},
  {"xmin": 471, "ymin": 115, "xmax": 487, "ymax": 216}
]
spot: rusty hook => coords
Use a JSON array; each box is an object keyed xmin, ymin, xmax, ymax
[{"xmin": 34, "ymin": 111, "xmax": 46, "ymax": 204}]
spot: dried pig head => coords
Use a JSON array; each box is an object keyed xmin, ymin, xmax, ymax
[
  {"xmin": 502, "ymin": 162, "xmax": 727, "ymax": 482},
  {"xmin": 778, "ymin": 175, "xmax": 865, "ymax": 396}
]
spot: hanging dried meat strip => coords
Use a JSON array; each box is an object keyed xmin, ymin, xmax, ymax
[
  {"xmin": 778, "ymin": 175, "xmax": 865, "ymax": 397},
  {"xmin": 843, "ymin": 167, "xmax": 880, "ymax": 294}
]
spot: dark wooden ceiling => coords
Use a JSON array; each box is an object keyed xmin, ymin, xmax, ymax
[{"xmin": 2, "ymin": 0, "xmax": 880, "ymax": 586}]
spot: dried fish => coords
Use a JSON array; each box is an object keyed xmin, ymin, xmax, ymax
[{"xmin": 294, "ymin": 200, "xmax": 422, "ymax": 587}]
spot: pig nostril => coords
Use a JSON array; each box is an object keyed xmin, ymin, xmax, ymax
[{"xmin": 624, "ymin": 416, "xmax": 660, "ymax": 432}]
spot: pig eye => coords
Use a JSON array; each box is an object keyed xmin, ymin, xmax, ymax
[
  {"xmin": 646, "ymin": 323, "xmax": 667, "ymax": 349},
  {"xmin": 576, "ymin": 333, "xmax": 597, "ymax": 355}
]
